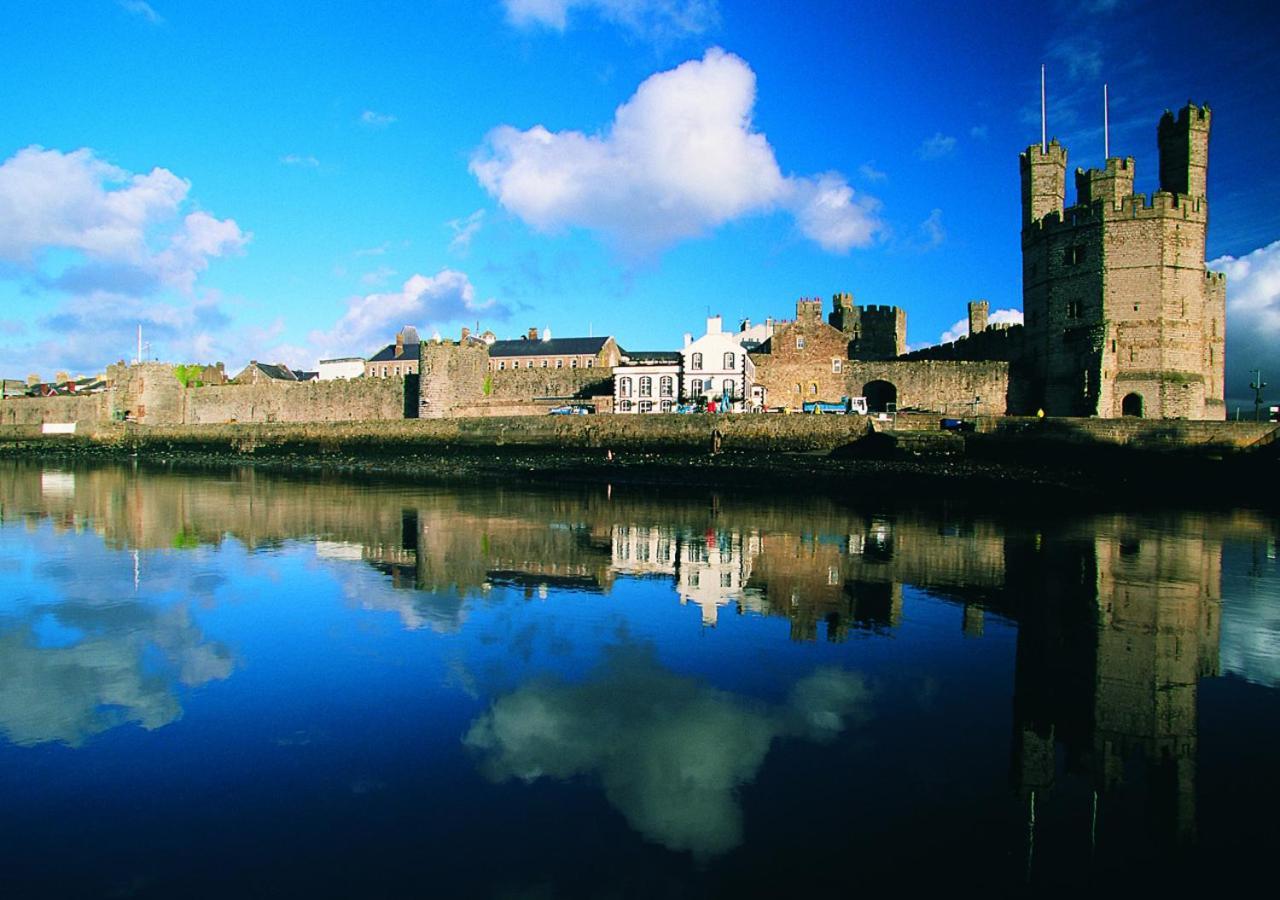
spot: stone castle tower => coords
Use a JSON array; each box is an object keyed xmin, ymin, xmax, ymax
[
  {"xmin": 829, "ymin": 293, "xmax": 907, "ymax": 360},
  {"xmin": 1019, "ymin": 103, "xmax": 1225, "ymax": 419}
]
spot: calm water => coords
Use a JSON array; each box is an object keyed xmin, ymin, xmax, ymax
[{"xmin": 1, "ymin": 460, "xmax": 1278, "ymax": 897}]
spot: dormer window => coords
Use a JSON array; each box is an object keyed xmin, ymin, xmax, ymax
[{"xmin": 692, "ymin": 352, "xmax": 703, "ymax": 370}]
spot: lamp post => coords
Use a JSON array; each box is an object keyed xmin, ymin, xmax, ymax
[{"xmin": 1250, "ymin": 369, "xmax": 1267, "ymax": 422}]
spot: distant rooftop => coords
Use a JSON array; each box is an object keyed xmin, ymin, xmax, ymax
[{"xmin": 489, "ymin": 336, "xmax": 610, "ymax": 358}]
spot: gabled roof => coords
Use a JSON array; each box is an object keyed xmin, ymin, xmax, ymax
[
  {"xmin": 367, "ymin": 342, "xmax": 421, "ymax": 363},
  {"xmin": 489, "ymin": 336, "xmax": 610, "ymax": 358},
  {"xmin": 255, "ymin": 362, "xmax": 298, "ymax": 381}
]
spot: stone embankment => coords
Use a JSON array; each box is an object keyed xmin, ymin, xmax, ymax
[{"xmin": 1, "ymin": 413, "xmax": 1275, "ymax": 508}]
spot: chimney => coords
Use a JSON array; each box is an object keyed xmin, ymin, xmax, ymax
[
  {"xmin": 395, "ymin": 332, "xmax": 404, "ymax": 358},
  {"xmin": 542, "ymin": 327, "xmax": 552, "ymax": 342},
  {"xmin": 527, "ymin": 327, "xmax": 539, "ymax": 341},
  {"xmin": 707, "ymin": 315, "xmax": 722, "ymax": 335},
  {"xmin": 684, "ymin": 332, "xmax": 693, "ymax": 348}
]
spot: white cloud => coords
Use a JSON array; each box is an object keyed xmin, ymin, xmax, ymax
[
  {"xmin": 447, "ymin": 209, "xmax": 486, "ymax": 253},
  {"xmin": 1209, "ymin": 240, "xmax": 1280, "ymax": 403},
  {"xmin": 939, "ymin": 308, "xmax": 1023, "ymax": 344},
  {"xmin": 918, "ymin": 132, "xmax": 957, "ymax": 160},
  {"xmin": 360, "ymin": 110, "xmax": 397, "ymax": 128},
  {"xmin": 119, "ymin": 0, "xmax": 163, "ymax": 25},
  {"xmin": 464, "ymin": 644, "xmax": 870, "ymax": 859},
  {"xmin": 280, "ymin": 154, "xmax": 321, "ymax": 168},
  {"xmin": 471, "ymin": 48, "xmax": 881, "ymax": 255},
  {"xmin": 309, "ymin": 269, "xmax": 510, "ymax": 358},
  {"xmin": 969, "ymin": 125, "xmax": 989, "ymax": 140},
  {"xmin": 503, "ymin": 0, "xmax": 718, "ymax": 37},
  {"xmin": 918, "ymin": 208, "xmax": 945, "ymax": 250},
  {"xmin": 858, "ymin": 162, "xmax": 887, "ymax": 183}
]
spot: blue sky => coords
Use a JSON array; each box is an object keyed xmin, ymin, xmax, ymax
[{"xmin": 1, "ymin": 0, "xmax": 1276, "ymax": 407}]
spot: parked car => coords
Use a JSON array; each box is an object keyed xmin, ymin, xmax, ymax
[
  {"xmin": 549, "ymin": 405, "xmax": 593, "ymax": 415},
  {"xmin": 939, "ymin": 418, "xmax": 975, "ymax": 433}
]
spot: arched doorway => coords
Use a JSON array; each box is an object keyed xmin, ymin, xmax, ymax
[
  {"xmin": 1121, "ymin": 392, "xmax": 1144, "ymax": 417},
  {"xmin": 863, "ymin": 380, "xmax": 897, "ymax": 413}
]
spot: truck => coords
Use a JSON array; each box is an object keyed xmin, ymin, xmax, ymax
[{"xmin": 802, "ymin": 396, "xmax": 868, "ymax": 415}]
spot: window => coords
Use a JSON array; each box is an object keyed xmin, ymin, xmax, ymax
[
  {"xmin": 540, "ymin": 359, "xmax": 548, "ymax": 368},
  {"xmin": 619, "ymin": 400, "xmax": 633, "ymax": 412},
  {"xmin": 381, "ymin": 367, "xmax": 388, "ymax": 377},
  {"xmin": 794, "ymin": 383, "xmax": 801, "ymax": 394},
  {"xmin": 692, "ymin": 378, "xmax": 704, "ymax": 395},
  {"xmin": 498, "ymin": 361, "xmax": 506, "ymax": 370},
  {"xmin": 721, "ymin": 571, "xmax": 733, "ymax": 588},
  {"xmin": 639, "ymin": 400, "xmax": 653, "ymax": 413},
  {"xmin": 831, "ymin": 359, "xmax": 842, "ymax": 374},
  {"xmin": 810, "ymin": 383, "xmax": 818, "ymax": 395},
  {"xmin": 723, "ymin": 352, "xmax": 735, "ymax": 369},
  {"xmin": 1065, "ymin": 245, "xmax": 1086, "ymax": 265},
  {"xmin": 660, "ymin": 399, "xmax": 673, "ymax": 413},
  {"xmin": 586, "ymin": 359, "xmax": 594, "ymax": 368},
  {"xmin": 692, "ymin": 352, "xmax": 703, "ymax": 370},
  {"xmin": 526, "ymin": 360, "xmax": 534, "ymax": 369},
  {"xmin": 1067, "ymin": 299, "xmax": 1083, "ymax": 319},
  {"xmin": 796, "ymin": 336, "xmax": 806, "ymax": 350},
  {"xmin": 639, "ymin": 376, "xmax": 652, "ymax": 397},
  {"xmin": 660, "ymin": 376, "xmax": 674, "ymax": 397},
  {"xmin": 723, "ymin": 379, "xmax": 734, "ymax": 398},
  {"xmin": 555, "ymin": 359, "xmax": 563, "ymax": 368},
  {"xmin": 619, "ymin": 377, "xmax": 632, "ymax": 397},
  {"xmin": 571, "ymin": 359, "xmax": 578, "ymax": 368},
  {"xmin": 393, "ymin": 365, "xmax": 400, "ymax": 376}
]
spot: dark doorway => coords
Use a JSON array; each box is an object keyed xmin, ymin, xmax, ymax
[
  {"xmin": 1121, "ymin": 392, "xmax": 1143, "ymax": 418},
  {"xmin": 404, "ymin": 374, "xmax": 420, "ymax": 418},
  {"xmin": 863, "ymin": 380, "xmax": 897, "ymax": 413}
]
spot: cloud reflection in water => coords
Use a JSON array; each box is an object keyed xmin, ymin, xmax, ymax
[{"xmin": 465, "ymin": 644, "xmax": 871, "ymax": 858}]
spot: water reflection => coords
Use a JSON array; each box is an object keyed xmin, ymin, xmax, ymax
[
  {"xmin": 465, "ymin": 643, "xmax": 870, "ymax": 859},
  {"xmin": 0, "ymin": 459, "xmax": 1277, "ymax": 887}
]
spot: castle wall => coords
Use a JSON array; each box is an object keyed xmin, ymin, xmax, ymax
[
  {"xmin": 487, "ymin": 367, "xmax": 613, "ymax": 402},
  {"xmin": 843, "ymin": 360, "xmax": 1011, "ymax": 415},
  {"xmin": 0, "ymin": 395, "xmax": 105, "ymax": 428},
  {"xmin": 186, "ymin": 378, "xmax": 406, "ymax": 424},
  {"xmin": 419, "ymin": 342, "xmax": 489, "ymax": 419}
]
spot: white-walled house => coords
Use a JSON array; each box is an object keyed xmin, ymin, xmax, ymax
[
  {"xmin": 613, "ymin": 351, "xmax": 681, "ymax": 413},
  {"xmin": 681, "ymin": 316, "xmax": 755, "ymax": 411},
  {"xmin": 318, "ymin": 357, "xmax": 365, "ymax": 380}
]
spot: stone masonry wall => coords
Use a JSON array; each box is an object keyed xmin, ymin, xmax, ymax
[
  {"xmin": 0, "ymin": 394, "xmax": 106, "ymax": 428},
  {"xmin": 844, "ymin": 361, "xmax": 1012, "ymax": 415},
  {"xmin": 487, "ymin": 367, "xmax": 613, "ymax": 401},
  {"xmin": 186, "ymin": 378, "xmax": 406, "ymax": 424},
  {"xmin": 751, "ymin": 315, "xmax": 851, "ymax": 409},
  {"xmin": 419, "ymin": 342, "xmax": 488, "ymax": 418}
]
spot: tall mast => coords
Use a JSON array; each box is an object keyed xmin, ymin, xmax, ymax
[
  {"xmin": 1040, "ymin": 64, "xmax": 1047, "ymax": 153},
  {"xmin": 1103, "ymin": 83, "xmax": 1110, "ymax": 160}
]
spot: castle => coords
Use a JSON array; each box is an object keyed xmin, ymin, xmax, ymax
[
  {"xmin": 410, "ymin": 102, "xmax": 1226, "ymax": 421},
  {"xmin": 1019, "ymin": 103, "xmax": 1225, "ymax": 419}
]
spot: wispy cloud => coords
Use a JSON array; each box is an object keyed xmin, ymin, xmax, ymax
[
  {"xmin": 472, "ymin": 48, "xmax": 881, "ymax": 257},
  {"xmin": 917, "ymin": 209, "xmax": 945, "ymax": 250},
  {"xmin": 969, "ymin": 125, "xmax": 989, "ymax": 141},
  {"xmin": 359, "ymin": 265, "xmax": 396, "ymax": 286},
  {"xmin": 359, "ymin": 109, "xmax": 397, "ymax": 128},
  {"xmin": 918, "ymin": 132, "xmax": 957, "ymax": 160},
  {"xmin": 447, "ymin": 209, "xmax": 486, "ymax": 253},
  {"xmin": 858, "ymin": 162, "xmax": 887, "ymax": 183},
  {"xmin": 118, "ymin": 0, "xmax": 163, "ymax": 25},
  {"xmin": 939, "ymin": 308, "xmax": 1023, "ymax": 344},
  {"xmin": 280, "ymin": 154, "xmax": 321, "ymax": 169},
  {"xmin": 503, "ymin": 0, "xmax": 719, "ymax": 40}
]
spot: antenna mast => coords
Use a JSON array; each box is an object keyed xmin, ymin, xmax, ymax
[
  {"xmin": 136, "ymin": 324, "xmax": 142, "ymax": 365},
  {"xmin": 1040, "ymin": 64, "xmax": 1047, "ymax": 153},
  {"xmin": 1103, "ymin": 83, "xmax": 1110, "ymax": 160}
]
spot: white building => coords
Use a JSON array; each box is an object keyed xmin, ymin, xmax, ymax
[
  {"xmin": 318, "ymin": 357, "xmax": 365, "ymax": 380},
  {"xmin": 681, "ymin": 315, "xmax": 755, "ymax": 411},
  {"xmin": 613, "ymin": 351, "xmax": 682, "ymax": 413}
]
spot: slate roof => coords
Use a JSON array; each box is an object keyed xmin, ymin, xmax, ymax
[
  {"xmin": 367, "ymin": 343, "xmax": 421, "ymax": 363},
  {"xmin": 489, "ymin": 336, "xmax": 610, "ymax": 358}
]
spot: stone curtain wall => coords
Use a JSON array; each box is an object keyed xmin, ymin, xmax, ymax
[
  {"xmin": 843, "ymin": 361, "xmax": 1012, "ymax": 415},
  {"xmin": 419, "ymin": 342, "xmax": 488, "ymax": 418},
  {"xmin": 488, "ymin": 368, "xmax": 613, "ymax": 401},
  {"xmin": 0, "ymin": 395, "xmax": 105, "ymax": 427},
  {"xmin": 187, "ymin": 378, "xmax": 406, "ymax": 424}
]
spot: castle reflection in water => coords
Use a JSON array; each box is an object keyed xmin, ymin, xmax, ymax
[{"xmin": 2, "ymin": 459, "xmax": 1276, "ymax": 866}]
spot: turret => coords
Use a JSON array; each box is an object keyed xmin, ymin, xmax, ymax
[
  {"xmin": 1158, "ymin": 104, "xmax": 1211, "ymax": 199},
  {"xmin": 968, "ymin": 300, "xmax": 989, "ymax": 336},
  {"xmin": 1020, "ymin": 140, "xmax": 1067, "ymax": 225},
  {"xmin": 1075, "ymin": 156, "xmax": 1135, "ymax": 209}
]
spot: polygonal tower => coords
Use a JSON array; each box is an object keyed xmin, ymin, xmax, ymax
[{"xmin": 1019, "ymin": 104, "xmax": 1225, "ymax": 419}]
